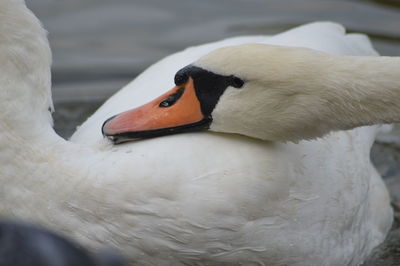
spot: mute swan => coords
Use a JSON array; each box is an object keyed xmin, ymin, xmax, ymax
[{"xmin": 0, "ymin": 0, "xmax": 393, "ymax": 266}]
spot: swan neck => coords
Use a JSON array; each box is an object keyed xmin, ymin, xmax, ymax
[
  {"xmin": 0, "ymin": 0, "xmax": 53, "ymax": 139},
  {"xmin": 322, "ymin": 56, "xmax": 400, "ymax": 131}
]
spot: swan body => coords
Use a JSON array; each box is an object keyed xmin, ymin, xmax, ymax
[{"xmin": 0, "ymin": 1, "xmax": 393, "ymax": 265}]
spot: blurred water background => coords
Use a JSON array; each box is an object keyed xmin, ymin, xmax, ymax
[{"xmin": 27, "ymin": 0, "xmax": 400, "ymax": 265}]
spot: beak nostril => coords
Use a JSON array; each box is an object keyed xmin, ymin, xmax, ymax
[{"xmin": 159, "ymin": 87, "xmax": 185, "ymax": 108}]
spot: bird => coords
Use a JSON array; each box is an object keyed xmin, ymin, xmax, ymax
[{"xmin": 0, "ymin": 0, "xmax": 394, "ymax": 265}]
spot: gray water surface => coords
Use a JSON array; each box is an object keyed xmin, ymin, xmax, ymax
[{"xmin": 27, "ymin": 0, "xmax": 400, "ymax": 264}]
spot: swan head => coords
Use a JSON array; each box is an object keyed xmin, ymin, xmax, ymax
[{"xmin": 102, "ymin": 44, "xmax": 332, "ymax": 143}]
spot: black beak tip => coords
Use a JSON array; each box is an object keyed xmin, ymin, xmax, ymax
[
  {"xmin": 105, "ymin": 135, "xmax": 121, "ymax": 144},
  {"xmin": 101, "ymin": 115, "xmax": 117, "ymax": 137}
]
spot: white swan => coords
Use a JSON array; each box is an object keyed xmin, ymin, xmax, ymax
[{"xmin": 0, "ymin": 1, "xmax": 393, "ymax": 266}]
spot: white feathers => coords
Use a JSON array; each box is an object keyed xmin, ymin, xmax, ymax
[{"xmin": 0, "ymin": 1, "xmax": 393, "ymax": 264}]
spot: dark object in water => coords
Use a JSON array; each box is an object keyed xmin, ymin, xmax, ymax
[{"xmin": 0, "ymin": 220, "xmax": 127, "ymax": 266}]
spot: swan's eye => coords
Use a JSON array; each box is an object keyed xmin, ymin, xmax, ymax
[
  {"xmin": 159, "ymin": 87, "xmax": 185, "ymax": 107},
  {"xmin": 231, "ymin": 76, "xmax": 244, "ymax": 88}
]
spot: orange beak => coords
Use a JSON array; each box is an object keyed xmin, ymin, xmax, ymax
[{"xmin": 102, "ymin": 77, "xmax": 211, "ymax": 144}]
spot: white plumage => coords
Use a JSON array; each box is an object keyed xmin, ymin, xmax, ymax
[{"xmin": 0, "ymin": 0, "xmax": 392, "ymax": 265}]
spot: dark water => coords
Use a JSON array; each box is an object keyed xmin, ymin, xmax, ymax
[{"xmin": 28, "ymin": 0, "xmax": 400, "ymax": 264}]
